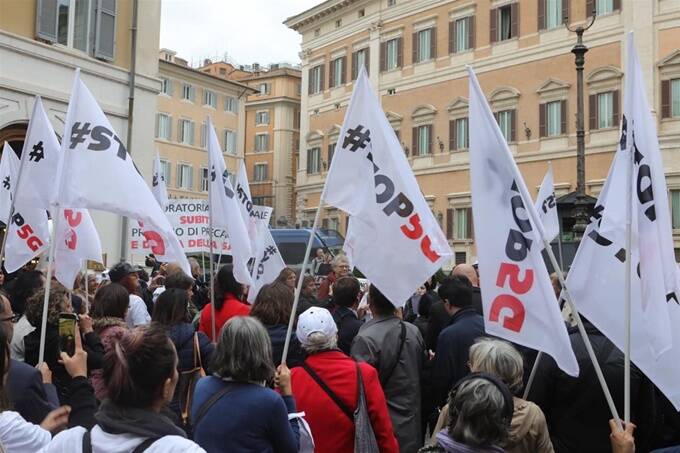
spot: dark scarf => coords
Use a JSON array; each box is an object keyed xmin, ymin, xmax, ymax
[{"xmin": 96, "ymin": 400, "xmax": 187, "ymax": 439}]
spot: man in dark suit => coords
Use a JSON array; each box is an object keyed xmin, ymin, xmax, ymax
[
  {"xmin": 1, "ymin": 292, "xmax": 59, "ymax": 424},
  {"xmin": 331, "ymin": 276, "xmax": 364, "ymax": 354}
]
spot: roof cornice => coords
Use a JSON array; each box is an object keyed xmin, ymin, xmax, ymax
[{"xmin": 284, "ymin": 0, "xmax": 361, "ymax": 31}]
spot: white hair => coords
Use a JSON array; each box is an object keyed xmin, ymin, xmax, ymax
[{"xmin": 301, "ymin": 331, "xmax": 338, "ymax": 355}]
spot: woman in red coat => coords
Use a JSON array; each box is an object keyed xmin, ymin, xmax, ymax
[
  {"xmin": 290, "ymin": 307, "xmax": 398, "ymax": 453},
  {"xmin": 199, "ymin": 264, "xmax": 250, "ymax": 341}
]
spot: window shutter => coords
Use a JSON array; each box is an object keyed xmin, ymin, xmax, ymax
[
  {"xmin": 562, "ymin": 0, "xmax": 570, "ymax": 24},
  {"xmin": 380, "ymin": 42, "xmax": 387, "ymax": 71},
  {"xmin": 661, "ymin": 80, "xmax": 671, "ymax": 118},
  {"xmin": 511, "ymin": 110, "xmax": 517, "ymax": 142},
  {"xmin": 177, "ymin": 119, "xmax": 182, "ymax": 141},
  {"xmin": 167, "ymin": 80, "xmax": 173, "ymax": 96},
  {"xmin": 168, "ymin": 116, "xmax": 172, "ymax": 141},
  {"xmin": 36, "ymin": 0, "xmax": 58, "ymax": 42},
  {"xmin": 449, "ymin": 120, "xmax": 456, "ymax": 150},
  {"xmin": 613, "ymin": 0, "xmax": 621, "ymax": 11},
  {"xmin": 469, "ymin": 16, "xmax": 476, "ymax": 49},
  {"xmin": 446, "ymin": 208, "xmax": 454, "ymax": 239},
  {"xmin": 427, "ymin": 125, "xmax": 433, "ymax": 154},
  {"xmin": 94, "ymin": 0, "xmax": 117, "ymax": 61},
  {"xmin": 449, "ymin": 21, "xmax": 455, "ymax": 54},
  {"xmin": 352, "ymin": 51, "xmax": 358, "ymax": 80},
  {"xmin": 510, "ymin": 3, "xmax": 519, "ymax": 38},
  {"xmin": 412, "ymin": 127, "xmax": 418, "ymax": 155},
  {"xmin": 467, "ymin": 207, "xmax": 474, "ymax": 239},
  {"xmin": 306, "ymin": 149, "xmax": 312, "ymax": 173},
  {"xmin": 397, "ymin": 37, "xmax": 403, "ymax": 68},
  {"xmin": 490, "ymin": 8, "xmax": 497, "ymax": 43},
  {"xmin": 341, "ymin": 56, "xmax": 347, "ymax": 84},
  {"xmin": 412, "ymin": 32, "xmax": 419, "ymax": 64},
  {"xmin": 586, "ymin": 0, "xmax": 595, "ymax": 16},
  {"xmin": 365, "ymin": 48, "xmax": 370, "ymax": 76},
  {"xmin": 589, "ymin": 94, "xmax": 598, "ymax": 130},
  {"xmin": 430, "ymin": 27, "xmax": 437, "ymax": 59},
  {"xmin": 612, "ymin": 90, "xmax": 620, "ymax": 126},
  {"xmin": 154, "ymin": 114, "xmax": 160, "ymax": 138},
  {"xmin": 539, "ymin": 103, "xmax": 547, "ymax": 137},
  {"xmin": 538, "ymin": 0, "xmax": 546, "ymax": 30},
  {"xmin": 320, "ymin": 64, "xmax": 325, "ymax": 91},
  {"xmin": 329, "ymin": 60, "xmax": 335, "ymax": 87},
  {"xmin": 560, "ymin": 100, "xmax": 567, "ymax": 134},
  {"xmin": 308, "ymin": 68, "xmax": 314, "ymax": 94}
]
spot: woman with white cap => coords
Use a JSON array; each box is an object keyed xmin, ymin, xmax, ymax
[{"xmin": 290, "ymin": 307, "xmax": 398, "ymax": 453}]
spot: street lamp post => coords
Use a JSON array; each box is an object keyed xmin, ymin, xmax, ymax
[{"xmin": 566, "ymin": 13, "xmax": 596, "ymax": 238}]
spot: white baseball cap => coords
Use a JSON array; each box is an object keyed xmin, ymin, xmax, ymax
[{"xmin": 296, "ymin": 307, "xmax": 338, "ymax": 346}]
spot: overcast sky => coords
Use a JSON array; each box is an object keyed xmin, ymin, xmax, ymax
[{"xmin": 160, "ymin": 0, "xmax": 321, "ymax": 67}]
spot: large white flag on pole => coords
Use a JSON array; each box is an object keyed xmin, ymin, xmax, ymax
[
  {"xmin": 0, "ymin": 143, "xmax": 15, "ymax": 222},
  {"xmin": 247, "ymin": 207, "xmax": 285, "ymax": 303},
  {"xmin": 235, "ymin": 159, "xmax": 262, "ymax": 251},
  {"xmin": 568, "ymin": 33, "xmax": 680, "ymax": 408},
  {"xmin": 54, "ymin": 208, "xmax": 102, "ymax": 290},
  {"xmin": 53, "ymin": 70, "xmax": 189, "ymax": 274},
  {"xmin": 468, "ymin": 66, "xmax": 578, "ymax": 376},
  {"xmin": 207, "ymin": 118, "xmax": 252, "ymax": 286},
  {"xmin": 322, "ymin": 68, "xmax": 452, "ymax": 306},
  {"xmin": 534, "ymin": 164, "xmax": 560, "ymax": 244},
  {"xmin": 152, "ymin": 151, "xmax": 169, "ymax": 209}
]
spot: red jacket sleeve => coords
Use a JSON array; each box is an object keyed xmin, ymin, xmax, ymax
[
  {"xmin": 198, "ymin": 305, "xmax": 210, "ymax": 339},
  {"xmin": 360, "ymin": 363, "xmax": 399, "ymax": 453}
]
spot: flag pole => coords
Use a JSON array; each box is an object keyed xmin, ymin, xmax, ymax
[
  {"xmin": 38, "ymin": 206, "xmax": 60, "ymax": 364},
  {"xmin": 0, "ymin": 138, "xmax": 31, "ymax": 263},
  {"xmin": 281, "ymin": 198, "xmax": 324, "ymax": 365},
  {"xmin": 623, "ymin": 125, "xmax": 634, "ymax": 425}
]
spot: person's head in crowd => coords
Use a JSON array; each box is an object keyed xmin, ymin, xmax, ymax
[
  {"xmin": 469, "ymin": 338, "xmax": 524, "ymax": 396},
  {"xmin": 212, "ymin": 316, "xmax": 275, "ymax": 383},
  {"xmin": 92, "ymin": 283, "xmax": 129, "ymax": 320},
  {"xmin": 71, "ymin": 293, "xmax": 87, "ymax": 316},
  {"xmin": 423, "ymin": 276, "xmax": 436, "ymax": 293},
  {"xmin": 368, "ymin": 284, "xmax": 396, "ymax": 317},
  {"xmin": 0, "ymin": 291, "xmax": 16, "ymax": 342},
  {"xmin": 315, "ymin": 248, "xmax": 325, "ymax": 259},
  {"xmin": 418, "ymin": 292, "xmax": 434, "ymax": 318},
  {"xmin": 331, "ymin": 254, "xmax": 351, "ymax": 278},
  {"xmin": 276, "ymin": 268, "xmax": 297, "ymax": 290},
  {"xmin": 152, "ymin": 289, "xmax": 190, "ymax": 327},
  {"xmin": 86, "ymin": 274, "xmax": 98, "ymax": 294},
  {"xmin": 25, "ymin": 285, "xmax": 71, "ymax": 329},
  {"xmin": 296, "ymin": 307, "xmax": 338, "ymax": 354},
  {"xmin": 301, "ymin": 275, "xmax": 317, "ymax": 299},
  {"xmin": 452, "ymin": 263, "xmax": 479, "ymax": 288},
  {"xmin": 251, "ymin": 282, "xmax": 293, "ymax": 326},
  {"xmin": 5, "ymin": 270, "xmax": 45, "ymax": 317},
  {"xmin": 108, "ymin": 262, "xmax": 140, "ymax": 295},
  {"xmin": 145, "ymin": 254, "xmax": 157, "ymax": 269},
  {"xmin": 188, "ymin": 257, "xmax": 202, "ymax": 279},
  {"xmin": 136, "ymin": 267, "xmax": 150, "ymax": 284},
  {"xmin": 332, "ymin": 276, "xmax": 361, "ymax": 309},
  {"xmin": 438, "ymin": 275, "xmax": 473, "ymax": 316},
  {"xmin": 163, "ymin": 263, "xmax": 184, "ymax": 277},
  {"xmin": 215, "ymin": 264, "xmax": 243, "ymax": 309},
  {"xmin": 550, "ymin": 272, "xmax": 562, "ymax": 301},
  {"xmin": 444, "ymin": 376, "xmax": 512, "ymax": 449},
  {"xmin": 164, "ymin": 271, "xmax": 195, "ymax": 296},
  {"xmin": 104, "ymin": 324, "xmax": 178, "ymax": 412}
]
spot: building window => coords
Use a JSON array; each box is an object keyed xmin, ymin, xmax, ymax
[
  {"xmin": 203, "ymin": 89, "xmax": 216, "ymax": 108},
  {"xmin": 178, "ymin": 119, "xmax": 195, "ymax": 145},
  {"xmin": 327, "ymin": 142, "xmax": 336, "ymax": 168},
  {"xmin": 539, "ymin": 0, "xmax": 564, "ymax": 29},
  {"xmin": 330, "ymin": 57, "xmax": 346, "ymax": 88},
  {"xmin": 661, "ymin": 79, "xmax": 679, "ymax": 119},
  {"xmin": 387, "ymin": 0, "xmax": 396, "ymax": 6},
  {"xmin": 673, "ymin": 79, "xmax": 680, "ymax": 117},
  {"xmin": 414, "ymin": 28, "xmax": 435, "ymax": 63},
  {"xmin": 181, "ymin": 83, "xmax": 195, "ymax": 102},
  {"xmin": 495, "ymin": 110, "xmax": 516, "ymax": 142},
  {"xmin": 259, "ymin": 83, "xmax": 270, "ymax": 95},
  {"xmin": 255, "ymin": 111, "xmax": 270, "ymax": 125},
  {"xmin": 595, "ymin": 0, "xmax": 615, "ymax": 15},
  {"xmin": 449, "ymin": 118, "xmax": 469, "ymax": 151},
  {"xmin": 160, "ymin": 77, "xmax": 172, "ymax": 95},
  {"xmin": 200, "ymin": 167, "xmax": 209, "ymax": 192},
  {"xmin": 255, "ymin": 134, "xmax": 269, "ymax": 152},
  {"xmin": 254, "ymin": 164, "xmax": 268, "ymax": 182},
  {"xmin": 307, "ymin": 147, "xmax": 321, "ymax": 174},
  {"xmin": 412, "ymin": 125, "xmax": 432, "ymax": 156},
  {"xmin": 309, "ymin": 64, "xmax": 324, "ymax": 94},
  {"xmin": 352, "ymin": 48, "xmax": 369, "ymax": 79},
  {"xmin": 155, "ymin": 113, "xmax": 171, "ymax": 140},
  {"xmin": 598, "ymin": 92, "xmax": 614, "ymax": 129},
  {"xmin": 540, "ymin": 100, "xmax": 565, "ymax": 137},
  {"xmin": 224, "ymin": 130, "xmax": 236, "ymax": 154},
  {"xmin": 671, "ymin": 190, "xmax": 680, "ymax": 229},
  {"xmin": 224, "ymin": 96, "xmax": 237, "ymax": 113},
  {"xmin": 382, "ymin": 38, "xmax": 402, "ymax": 71},
  {"xmin": 455, "ymin": 207, "xmax": 473, "ymax": 240},
  {"xmin": 200, "ymin": 123, "xmax": 208, "ymax": 148},
  {"xmin": 491, "ymin": 4, "xmax": 518, "ymax": 43},
  {"xmin": 451, "ymin": 17, "xmax": 474, "ymax": 54},
  {"xmin": 160, "ymin": 160, "xmax": 171, "ymax": 186},
  {"xmin": 177, "ymin": 164, "xmax": 193, "ymax": 190},
  {"xmin": 253, "ymin": 196, "xmax": 267, "ymax": 206}
]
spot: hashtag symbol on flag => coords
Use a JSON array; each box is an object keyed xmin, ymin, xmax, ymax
[
  {"xmin": 70, "ymin": 122, "xmax": 92, "ymax": 149},
  {"xmin": 264, "ymin": 245, "xmax": 277, "ymax": 256},
  {"xmin": 152, "ymin": 175, "xmax": 158, "ymax": 187},
  {"xmin": 343, "ymin": 125, "xmax": 371, "ymax": 152},
  {"xmin": 29, "ymin": 141, "xmax": 45, "ymax": 162},
  {"xmin": 2, "ymin": 176, "xmax": 9, "ymax": 190}
]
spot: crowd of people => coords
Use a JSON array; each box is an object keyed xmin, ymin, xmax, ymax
[{"xmin": 0, "ymin": 249, "xmax": 678, "ymax": 452}]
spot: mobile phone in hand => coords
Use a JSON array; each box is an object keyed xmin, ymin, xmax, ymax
[{"xmin": 58, "ymin": 313, "xmax": 78, "ymax": 356}]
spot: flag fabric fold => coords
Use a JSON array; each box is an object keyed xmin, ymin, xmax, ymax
[
  {"xmin": 322, "ymin": 67, "xmax": 452, "ymax": 307},
  {"xmin": 534, "ymin": 164, "xmax": 560, "ymax": 244},
  {"xmin": 0, "ymin": 143, "xmax": 15, "ymax": 222},
  {"xmin": 152, "ymin": 151, "xmax": 169, "ymax": 209},
  {"xmin": 468, "ymin": 66, "xmax": 578, "ymax": 377},
  {"xmin": 246, "ymin": 206, "xmax": 285, "ymax": 303}
]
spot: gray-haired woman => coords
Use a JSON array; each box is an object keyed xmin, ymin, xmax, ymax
[
  {"xmin": 191, "ymin": 316, "xmax": 299, "ymax": 453},
  {"xmin": 429, "ymin": 339, "xmax": 553, "ymax": 453},
  {"xmin": 317, "ymin": 254, "xmax": 351, "ymax": 301}
]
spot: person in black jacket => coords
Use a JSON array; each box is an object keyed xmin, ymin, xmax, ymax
[
  {"xmin": 431, "ymin": 275, "xmax": 486, "ymax": 407},
  {"xmin": 330, "ymin": 276, "xmax": 363, "ymax": 355},
  {"xmin": 527, "ymin": 319, "xmax": 656, "ymax": 453},
  {"xmin": 452, "ymin": 264, "xmax": 483, "ymax": 316}
]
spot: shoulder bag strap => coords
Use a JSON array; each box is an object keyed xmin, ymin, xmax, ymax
[
  {"xmin": 193, "ymin": 383, "xmax": 236, "ymax": 428},
  {"xmin": 380, "ymin": 321, "xmax": 406, "ymax": 387},
  {"xmin": 81, "ymin": 430, "xmax": 92, "ymax": 453},
  {"xmin": 132, "ymin": 437, "xmax": 162, "ymax": 453},
  {"xmin": 354, "ymin": 362, "xmax": 363, "ymax": 407},
  {"xmin": 302, "ymin": 363, "xmax": 354, "ymax": 421},
  {"xmin": 193, "ymin": 333, "xmax": 202, "ymax": 370}
]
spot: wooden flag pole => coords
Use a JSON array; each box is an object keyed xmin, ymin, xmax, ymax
[{"xmin": 38, "ymin": 207, "xmax": 60, "ymax": 364}]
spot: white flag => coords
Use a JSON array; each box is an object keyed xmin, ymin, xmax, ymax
[
  {"xmin": 247, "ymin": 207, "xmax": 285, "ymax": 303},
  {"xmin": 54, "ymin": 70, "xmax": 189, "ymax": 274},
  {"xmin": 2, "ymin": 145, "xmax": 49, "ymax": 273},
  {"xmin": 0, "ymin": 143, "xmax": 15, "ymax": 222},
  {"xmin": 207, "ymin": 117, "xmax": 252, "ymax": 286},
  {"xmin": 235, "ymin": 159, "xmax": 271, "ymax": 251},
  {"xmin": 322, "ymin": 68, "xmax": 452, "ymax": 306},
  {"xmin": 152, "ymin": 151, "xmax": 169, "ymax": 209},
  {"xmin": 568, "ymin": 33, "xmax": 680, "ymax": 408},
  {"xmin": 534, "ymin": 164, "xmax": 560, "ymax": 244},
  {"xmin": 468, "ymin": 66, "xmax": 578, "ymax": 376},
  {"xmin": 54, "ymin": 208, "xmax": 102, "ymax": 290}
]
